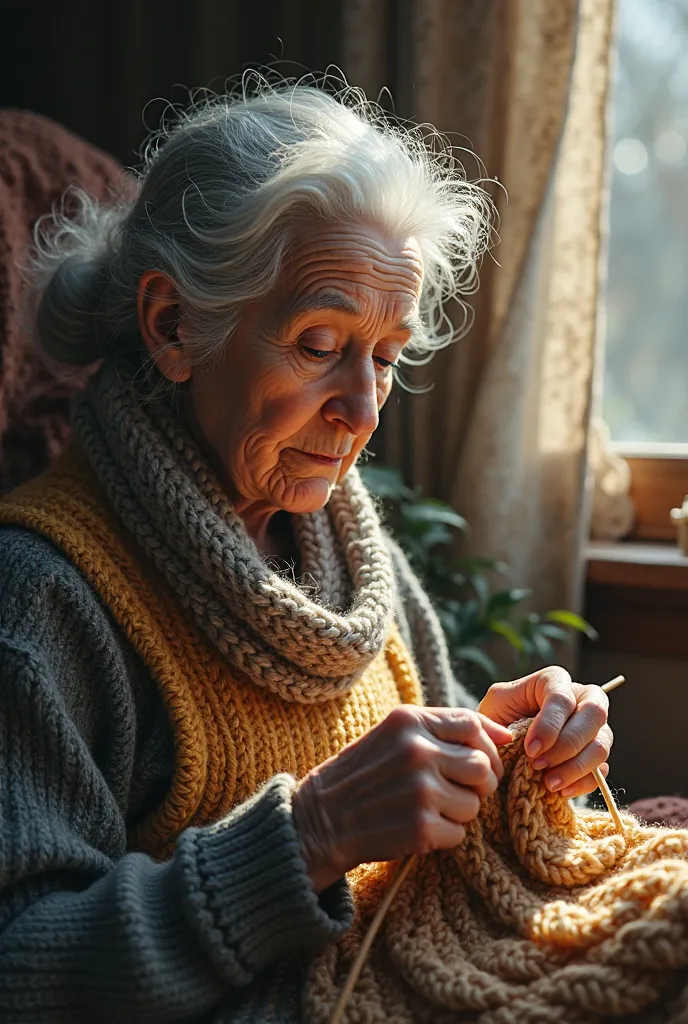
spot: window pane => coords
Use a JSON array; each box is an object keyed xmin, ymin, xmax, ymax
[{"xmin": 603, "ymin": 0, "xmax": 688, "ymax": 443}]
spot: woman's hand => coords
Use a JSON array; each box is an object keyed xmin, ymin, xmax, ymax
[
  {"xmin": 292, "ymin": 706, "xmax": 513, "ymax": 893},
  {"xmin": 478, "ymin": 666, "xmax": 613, "ymax": 801}
]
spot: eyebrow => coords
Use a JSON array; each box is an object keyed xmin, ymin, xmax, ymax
[{"xmin": 281, "ymin": 289, "xmax": 425, "ymax": 336}]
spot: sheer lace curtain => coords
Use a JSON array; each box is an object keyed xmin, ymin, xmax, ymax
[
  {"xmin": 342, "ymin": 0, "xmax": 616, "ymax": 635},
  {"xmin": 1, "ymin": 0, "xmax": 620, "ymax": 635}
]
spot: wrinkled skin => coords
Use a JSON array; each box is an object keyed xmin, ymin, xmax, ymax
[
  {"xmin": 137, "ymin": 219, "xmax": 612, "ymax": 892},
  {"xmin": 293, "ymin": 667, "xmax": 611, "ymax": 892},
  {"xmin": 138, "ymin": 221, "xmax": 424, "ymax": 554}
]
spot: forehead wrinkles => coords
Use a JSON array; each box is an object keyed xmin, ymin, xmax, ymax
[
  {"xmin": 301, "ymin": 285, "xmax": 413, "ymax": 340},
  {"xmin": 281, "ymin": 225, "xmax": 424, "ymax": 337},
  {"xmin": 356, "ymin": 290, "xmax": 413, "ymax": 337},
  {"xmin": 287, "ymin": 228, "xmax": 424, "ymax": 292},
  {"xmin": 295, "ymin": 260, "xmax": 421, "ymax": 295}
]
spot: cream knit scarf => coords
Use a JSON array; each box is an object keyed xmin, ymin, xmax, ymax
[{"xmin": 71, "ymin": 357, "xmax": 397, "ymax": 704}]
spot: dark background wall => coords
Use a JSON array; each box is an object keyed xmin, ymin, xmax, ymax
[{"xmin": 0, "ymin": 1, "xmax": 346, "ymax": 165}]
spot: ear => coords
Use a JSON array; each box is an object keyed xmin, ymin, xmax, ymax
[{"xmin": 136, "ymin": 270, "xmax": 192, "ymax": 383}]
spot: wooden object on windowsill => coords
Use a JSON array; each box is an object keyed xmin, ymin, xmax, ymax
[
  {"xmin": 619, "ymin": 447, "xmax": 688, "ymax": 543},
  {"xmin": 671, "ymin": 496, "xmax": 688, "ymax": 556},
  {"xmin": 585, "ymin": 540, "xmax": 688, "ymax": 659}
]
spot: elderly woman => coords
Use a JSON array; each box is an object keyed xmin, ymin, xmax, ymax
[{"xmin": 0, "ymin": 80, "xmax": 613, "ymax": 1023}]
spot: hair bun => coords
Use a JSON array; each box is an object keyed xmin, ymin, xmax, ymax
[{"xmin": 36, "ymin": 255, "xmax": 110, "ymax": 365}]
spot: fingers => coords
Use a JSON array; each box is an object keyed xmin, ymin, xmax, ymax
[
  {"xmin": 524, "ymin": 667, "xmax": 580, "ymax": 758},
  {"xmin": 529, "ymin": 683, "xmax": 609, "ymax": 767},
  {"xmin": 412, "ymin": 773, "xmax": 484, "ymax": 843},
  {"xmin": 477, "ymin": 712, "xmax": 516, "ymax": 749},
  {"xmin": 437, "ymin": 744, "xmax": 500, "ymax": 801},
  {"xmin": 536, "ymin": 724, "xmax": 614, "ymax": 795},
  {"xmin": 478, "ymin": 668, "xmax": 585, "ymax": 761},
  {"xmin": 436, "ymin": 777, "xmax": 482, "ymax": 824},
  {"xmin": 413, "ymin": 771, "xmax": 483, "ymax": 825},
  {"xmin": 478, "ymin": 678, "xmax": 541, "ymax": 726},
  {"xmin": 423, "ymin": 707, "xmax": 511, "ymax": 781},
  {"xmin": 553, "ymin": 762, "xmax": 610, "ymax": 800}
]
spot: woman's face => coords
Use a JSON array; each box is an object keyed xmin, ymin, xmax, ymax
[{"xmin": 186, "ymin": 222, "xmax": 424, "ymax": 514}]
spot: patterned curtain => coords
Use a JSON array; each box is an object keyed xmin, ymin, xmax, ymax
[
  {"xmin": 1, "ymin": 0, "xmax": 616, "ymax": 631},
  {"xmin": 340, "ymin": 0, "xmax": 616, "ymax": 626}
]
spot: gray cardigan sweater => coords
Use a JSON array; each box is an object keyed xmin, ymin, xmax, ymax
[{"xmin": 0, "ymin": 523, "xmax": 475, "ymax": 1023}]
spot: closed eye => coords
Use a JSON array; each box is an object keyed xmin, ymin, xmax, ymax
[
  {"xmin": 302, "ymin": 347, "xmax": 399, "ymax": 371},
  {"xmin": 303, "ymin": 347, "xmax": 335, "ymax": 360},
  {"xmin": 374, "ymin": 356, "xmax": 400, "ymax": 370}
]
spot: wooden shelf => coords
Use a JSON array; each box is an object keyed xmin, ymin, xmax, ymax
[
  {"xmin": 586, "ymin": 541, "xmax": 688, "ymax": 591},
  {"xmin": 584, "ymin": 541, "xmax": 688, "ymax": 659}
]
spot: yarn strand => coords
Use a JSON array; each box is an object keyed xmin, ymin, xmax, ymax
[{"xmin": 329, "ymin": 674, "xmax": 627, "ymax": 1024}]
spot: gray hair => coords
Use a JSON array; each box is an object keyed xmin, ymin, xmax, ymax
[{"xmin": 30, "ymin": 73, "xmax": 494, "ymax": 369}]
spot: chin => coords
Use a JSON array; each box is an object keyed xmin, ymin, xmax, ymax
[{"xmin": 275, "ymin": 475, "xmax": 335, "ymax": 514}]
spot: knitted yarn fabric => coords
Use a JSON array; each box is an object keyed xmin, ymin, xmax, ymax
[
  {"xmin": 0, "ymin": 442, "xmax": 423, "ymax": 860},
  {"xmin": 71, "ymin": 356, "xmax": 398, "ymax": 704},
  {"xmin": 306, "ymin": 720, "xmax": 688, "ymax": 1024},
  {"xmin": 630, "ymin": 797, "xmax": 688, "ymax": 831},
  {"xmin": 0, "ymin": 110, "xmax": 129, "ymax": 494}
]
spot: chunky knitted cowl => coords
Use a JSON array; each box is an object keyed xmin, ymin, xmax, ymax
[{"xmin": 71, "ymin": 357, "xmax": 398, "ymax": 705}]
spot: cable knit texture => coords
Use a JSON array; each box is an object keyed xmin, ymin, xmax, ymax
[
  {"xmin": 0, "ymin": 440, "xmax": 423, "ymax": 862},
  {"xmin": 306, "ymin": 719, "xmax": 688, "ymax": 1024},
  {"xmin": 0, "ymin": 354, "xmax": 477, "ymax": 1021},
  {"xmin": 0, "ymin": 521, "xmax": 356, "ymax": 1023},
  {"xmin": 69, "ymin": 356, "xmax": 405, "ymax": 705}
]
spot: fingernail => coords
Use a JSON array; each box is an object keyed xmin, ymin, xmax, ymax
[
  {"xmin": 547, "ymin": 776, "xmax": 563, "ymax": 792},
  {"xmin": 532, "ymin": 758, "xmax": 548, "ymax": 771},
  {"xmin": 527, "ymin": 739, "xmax": 542, "ymax": 758}
]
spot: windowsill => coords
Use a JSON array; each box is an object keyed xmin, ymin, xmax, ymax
[
  {"xmin": 584, "ymin": 540, "xmax": 688, "ymax": 659},
  {"xmin": 586, "ymin": 540, "xmax": 688, "ymax": 590},
  {"xmin": 611, "ymin": 442, "xmax": 688, "ymax": 459}
]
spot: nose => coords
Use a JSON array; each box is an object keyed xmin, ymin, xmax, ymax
[{"xmin": 322, "ymin": 360, "xmax": 380, "ymax": 437}]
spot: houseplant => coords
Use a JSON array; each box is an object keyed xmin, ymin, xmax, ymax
[{"xmin": 360, "ymin": 464, "xmax": 596, "ymax": 698}]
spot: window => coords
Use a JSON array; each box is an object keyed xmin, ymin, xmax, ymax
[{"xmin": 603, "ymin": 0, "xmax": 688, "ymax": 446}]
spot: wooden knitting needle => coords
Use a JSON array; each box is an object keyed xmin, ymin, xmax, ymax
[
  {"xmin": 593, "ymin": 675, "xmax": 626, "ymax": 834},
  {"xmin": 329, "ymin": 855, "xmax": 417, "ymax": 1024},
  {"xmin": 330, "ymin": 673, "xmax": 627, "ymax": 1024},
  {"xmin": 601, "ymin": 674, "xmax": 625, "ymax": 696}
]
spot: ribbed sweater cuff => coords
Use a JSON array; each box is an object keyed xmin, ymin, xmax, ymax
[{"xmin": 176, "ymin": 774, "xmax": 353, "ymax": 985}]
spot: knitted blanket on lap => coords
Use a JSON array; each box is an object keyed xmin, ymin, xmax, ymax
[{"xmin": 306, "ymin": 721, "xmax": 688, "ymax": 1024}]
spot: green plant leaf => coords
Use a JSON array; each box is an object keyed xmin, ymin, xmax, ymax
[
  {"xmin": 531, "ymin": 632, "xmax": 555, "ymax": 663},
  {"xmin": 359, "ymin": 464, "xmax": 414, "ymax": 500},
  {"xmin": 545, "ymin": 610, "xmax": 599, "ymax": 640},
  {"xmin": 490, "ymin": 619, "xmax": 525, "ymax": 652},
  {"xmin": 358, "ymin": 461, "xmax": 599, "ymax": 685},
  {"xmin": 539, "ymin": 623, "xmax": 572, "ymax": 643},
  {"xmin": 417, "ymin": 523, "xmax": 454, "ymax": 550},
  {"xmin": 402, "ymin": 500, "xmax": 468, "ymax": 532},
  {"xmin": 438, "ymin": 602, "xmax": 465, "ymax": 636},
  {"xmin": 455, "ymin": 556, "xmax": 507, "ymax": 575},
  {"xmin": 449, "ymin": 599, "xmax": 490, "ymax": 647},
  {"xmin": 470, "ymin": 573, "xmax": 490, "ymax": 609},
  {"xmin": 486, "ymin": 588, "xmax": 531, "ymax": 620},
  {"xmin": 455, "ymin": 645, "xmax": 500, "ymax": 680},
  {"xmin": 444, "ymin": 570, "xmax": 469, "ymax": 590},
  {"xmin": 399, "ymin": 537, "xmax": 426, "ymax": 567}
]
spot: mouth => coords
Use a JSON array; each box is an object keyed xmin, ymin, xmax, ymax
[{"xmin": 298, "ymin": 451, "xmax": 346, "ymax": 466}]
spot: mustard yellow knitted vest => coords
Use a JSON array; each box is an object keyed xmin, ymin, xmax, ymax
[{"xmin": 0, "ymin": 444, "xmax": 422, "ymax": 860}]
